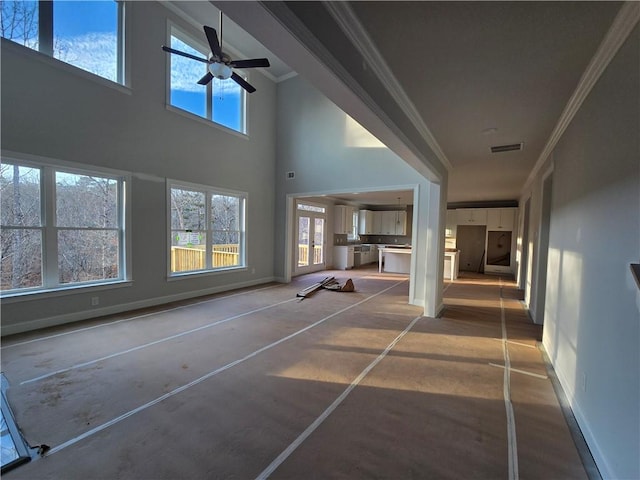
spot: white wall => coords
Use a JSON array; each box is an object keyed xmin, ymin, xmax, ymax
[
  {"xmin": 275, "ymin": 75, "xmax": 445, "ymax": 315},
  {"xmin": 522, "ymin": 26, "xmax": 639, "ymax": 479},
  {"xmin": 1, "ymin": 2, "xmax": 277, "ymax": 334}
]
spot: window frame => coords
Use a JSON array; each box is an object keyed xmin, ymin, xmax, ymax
[
  {"xmin": 0, "ymin": 152, "xmax": 132, "ymax": 299},
  {"xmin": 0, "ymin": 0, "xmax": 128, "ymax": 87},
  {"xmin": 167, "ymin": 179, "xmax": 247, "ymax": 278},
  {"xmin": 165, "ymin": 22, "xmax": 248, "ymax": 136}
]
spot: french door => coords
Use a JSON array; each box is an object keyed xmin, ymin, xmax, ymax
[{"xmin": 295, "ymin": 202, "xmax": 327, "ymax": 275}]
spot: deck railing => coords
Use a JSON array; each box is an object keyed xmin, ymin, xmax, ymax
[
  {"xmin": 298, "ymin": 244, "xmax": 323, "ymax": 266},
  {"xmin": 171, "ymin": 244, "xmax": 239, "ymax": 272}
]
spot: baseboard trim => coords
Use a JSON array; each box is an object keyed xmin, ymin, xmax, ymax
[
  {"xmin": 1, "ymin": 276, "xmax": 277, "ymax": 337},
  {"xmin": 539, "ymin": 344, "xmax": 603, "ymax": 480}
]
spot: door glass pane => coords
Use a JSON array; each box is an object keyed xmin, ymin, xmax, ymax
[
  {"xmin": 313, "ymin": 218, "xmax": 324, "ymax": 265},
  {"xmin": 298, "ymin": 216, "xmax": 310, "ymax": 267}
]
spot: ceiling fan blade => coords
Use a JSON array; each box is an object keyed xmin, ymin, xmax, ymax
[
  {"xmin": 229, "ymin": 58, "xmax": 271, "ymax": 69},
  {"xmin": 197, "ymin": 72, "xmax": 214, "ymax": 85},
  {"xmin": 203, "ymin": 26, "xmax": 223, "ymax": 60},
  {"xmin": 162, "ymin": 45, "xmax": 209, "ymax": 63},
  {"xmin": 231, "ymin": 72, "xmax": 256, "ymax": 93}
]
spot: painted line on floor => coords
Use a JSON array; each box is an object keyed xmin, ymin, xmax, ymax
[
  {"xmin": 45, "ymin": 279, "xmax": 408, "ymax": 457},
  {"xmin": 492, "ymin": 338, "xmax": 537, "ymax": 349},
  {"xmin": 499, "ymin": 277, "xmax": 519, "ymax": 480},
  {"xmin": 255, "ymin": 314, "xmax": 423, "ymax": 480},
  {"xmin": 488, "ymin": 363, "xmax": 548, "ymax": 380},
  {"xmin": 2, "ymin": 283, "xmax": 283, "ymax": 350},
  {"xmin": 20, "ymin": 297, "xmax": 299, "ymax": 385}
]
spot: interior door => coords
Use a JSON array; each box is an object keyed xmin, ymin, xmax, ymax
[{"xmin": 295, "ymin": 203, "xmax": 327, "ymax": 275}]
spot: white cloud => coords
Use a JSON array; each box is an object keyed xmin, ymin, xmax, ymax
[{"xmin": 55, "ymin": 32, "xmax": 118, "ymax": 81}]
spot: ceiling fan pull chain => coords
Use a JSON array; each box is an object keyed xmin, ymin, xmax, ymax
[{"xmin": 219, "ymin": 11, "xmax": 223, "ymax": 53}]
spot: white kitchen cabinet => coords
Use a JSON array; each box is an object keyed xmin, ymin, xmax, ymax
[
  {"xmin": 395, "ymin": 211, "xmax": 407, "ymax": 235},
  {"xmin": 378, "ymin": 210, "xmax": 406, "ymax": 235},
  {"xmin": 334, "ymin": 245, "xmax": 354, "ymax": 270},
  {"xmin": 334, "ymin": 205, "xmax": 355, "ymax": 235},
  {"xmin": 380, "ymin": 211, "xmax": 396, "ymax": 234},
  {"xmin": 372, "ymin": 211, "xmax": 382, "ymax": 234},
  {"xmin": 360, "ymin": 246, "xmax": 370, "ymax": 264},
  {"xmin": 370, "ymin": 244, "xmax": 378, "ymax": 264},
  {"xmin": 358, "ymin": 210, "xmax": 374, "ymax": 235},
  {"xmin": 457, "ymin": 208, "xmax": 487, "ymax": 225},
  {"xmin": 445, "ymin": 210, "xmax": 457, "ymax": 237},
  {"xmin": 487, "ymin": 208, "xmax": 515, "ymax": 230}
]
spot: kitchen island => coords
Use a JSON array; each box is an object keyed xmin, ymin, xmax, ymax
[{"xmin": 378, "ymin": 246, "xmax": 411, "ymax": 274}]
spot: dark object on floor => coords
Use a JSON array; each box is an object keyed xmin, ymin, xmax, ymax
[
  {"xmin": 1, "ymin": 374, "xmax": 32, "ymax": 474},
  {"xmin": 296, "ymin": 277, "xmax": 336, "ymax": 298},
  {"xmin": 340, "ymin": 279, "xmax": 355, "ymax": 292}
]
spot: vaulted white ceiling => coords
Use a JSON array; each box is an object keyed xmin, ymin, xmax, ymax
[{"xmin": 174, "ymin": 1, "xmax": 628, "ymax": 205}]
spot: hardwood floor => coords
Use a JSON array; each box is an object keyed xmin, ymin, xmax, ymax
[{"xmin": 1, "ymin": 268, "xmax": 589, "ymax": 479}]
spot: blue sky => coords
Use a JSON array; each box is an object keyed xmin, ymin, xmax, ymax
[
  {"xmin": 2, "ymin": 1, "xmax": 242, "ymax": 131},
  {"xmin": 54, "ymin": 1, "xmax": 116, "ymax": 35}
]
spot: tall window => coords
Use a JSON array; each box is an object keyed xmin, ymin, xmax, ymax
[
  {"xmin": 169, "ymin": 182, "xmax": 246, "ymax": 275},
  {"xmin": 169, "ymin": 25, "xmax": 246, "ymax": 134},
  {"xmin": 0, "ymin": 160, "xmax": 128, "ymax": 294},
  {"xmin": 0, "ymin": 0, "xmax": 125, "ymax": 84}
]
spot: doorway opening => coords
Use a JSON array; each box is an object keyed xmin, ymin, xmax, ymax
[{"xmin": 456, "ymin": 225, "xmax": 487, "ymax": 273}]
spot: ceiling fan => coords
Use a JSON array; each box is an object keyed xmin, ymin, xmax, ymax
[{"xmin": 161, "ymin": 16, "xmax": 270, "ymax": 94}]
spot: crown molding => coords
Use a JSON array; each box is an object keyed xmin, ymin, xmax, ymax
[
  {"xmin": 522, "ymin": 1, "xmax": 640, "ymax": 193},
  {"xmin": 323, "ymin": 1, "xmax": 452, "ymax": 172}
]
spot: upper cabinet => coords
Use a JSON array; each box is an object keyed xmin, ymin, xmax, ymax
[
  {"xmin": 358, "ymin": 210, "xmax": 374, "ymax": 235},
  {"xmin": 359, "ymin": 209, "xmax": 407, "ymax": 235},
  {"xmin": 487, "ymin": 208, "xmax": 516, "ymax": 230},
  {"xmin": 334, "ymin": 205, "xmax": 355, "ymax": 234},
  {"xmin": 457, "ymin": 208, "xmax": 487, "ymax": 225},
  {"xmin": 379, "ymin": 211, "xmax": 406, "ymax": 235},
  {"xmin": 446, "ymin": 210, "xmax": 457, "ymax": 237}
]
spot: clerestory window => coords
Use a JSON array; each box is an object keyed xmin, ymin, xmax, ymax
[
  {"xmin": 0, "ymin": 158, "xmax": 130, "ymax": 295},
  {"xmin": 168, "ymin": 25, "xmax": 246, "ymax": 134},
  {"xmin": 0, "ymin": 0, "xmax": 125, "ymax": 84}
]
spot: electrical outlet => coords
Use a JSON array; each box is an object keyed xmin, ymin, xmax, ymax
[
  {"xmin": 91, "ymin": 296, "xmax": 99, "ymax": 306},
  {"xmin": 581, "ymin": 373, "xmax": 587, "ymax": 392}
]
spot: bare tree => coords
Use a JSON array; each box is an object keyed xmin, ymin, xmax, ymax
[{"xmin": 0, "ymin": 1, "xmax": 38, "ymax": 47}]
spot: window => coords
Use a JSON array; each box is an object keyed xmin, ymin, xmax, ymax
[
  {"xmin": 168, "ymin": 25, "xmax": 246, "ymax": 134},
  {"xmin": 1, "ymin": 0, "xmax": 124, "ymax": 84},
  {"xmin": 0, "ymin": 160, "xmax": 129, "ymax": 294},
  {"xmin": 349, "ymin": 209, "xmax": 359, "ymax": 240},
  {"xmin": 169, "ymin": 182, "xmax": 246, "ymax": 275}
]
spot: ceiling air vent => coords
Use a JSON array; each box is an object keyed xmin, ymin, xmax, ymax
[{"xmin": 491, "ymin": 142, "xmax": 524, "ymax": 153}]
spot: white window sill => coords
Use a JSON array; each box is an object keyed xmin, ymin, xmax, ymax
[
  {"xmin": 2, "ymin": 38, "xmax": 131, "ymax": 96},
  {"xmin": 165, "ymin": 105, "xmax": 248, "ymax": 140},
  {"xmin": 0, "ymin": 280, "xmax": 133, "ymax": 304},
  {"xmin": 167, "ymin": 266, "xmax": 247, "ymax": 281}
]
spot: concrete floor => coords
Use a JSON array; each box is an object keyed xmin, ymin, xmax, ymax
[{"xmin": 1, "ymin": 268, "xmax": 589, "ymax": 479}]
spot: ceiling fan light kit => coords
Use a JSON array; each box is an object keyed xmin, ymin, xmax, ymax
[
  {"xmin": 209, "ymin": 62, "xmax": 232, "ymax": 80},
  {"xmin": 161, "ymin": 16, "xmax": 270, "ymax": 93}
]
